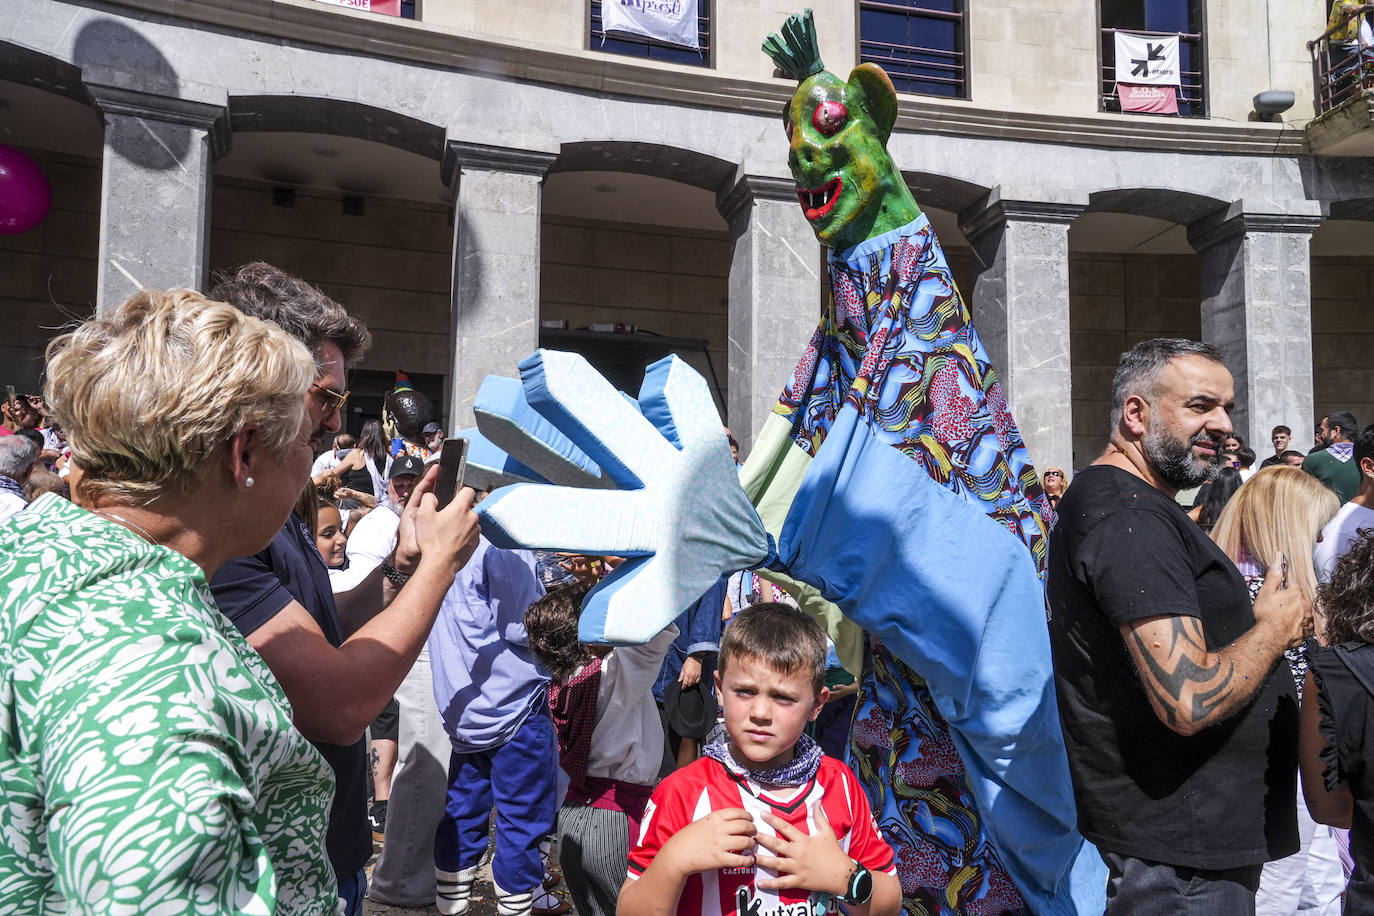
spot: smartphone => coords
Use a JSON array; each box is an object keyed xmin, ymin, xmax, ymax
[{"xmin": 433, "ymin": 437, "xmax": 470, "ymax": 510}]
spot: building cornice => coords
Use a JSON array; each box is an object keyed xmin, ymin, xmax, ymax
[
  {"xmin": 87, "ymin": 0, "xmax": 1307, "ymax": 158},
  {"xmin": 717, "ymin": 175, "xmax": 797, "ymax": 223},
  {"xmin": 959, "ymin": 196, "xmax": 1086, "ymax": 239},
  {"xmin": 441, "ymin": 140, "xmax": 558, "ymax": 188},
  {"xmin": 85, "ymin": 81, "xmax": 231, "ymax": 159},
  {"xmin": 1186, "ymin": 206, "xmax": 1326, "ymax": 250}
]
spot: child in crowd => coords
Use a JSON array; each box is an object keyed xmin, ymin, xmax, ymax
[
  {"xmin": 429, "ymin": 536, "xmax": 553, "ymax": 916},
  {"xmin": 620, "ymin": 603, "xmax": 900, "ymax": 916},
  {"xmin": 1301, "ymin": 531, "xmax": 1374, "ymax": 910},
  {"xmin": 314, "ymin": 497, "xmax": 348, "ymax": 572},
  {"xmin": 525, "ymin": 581, "xmax": 679, "ymax": 916}
]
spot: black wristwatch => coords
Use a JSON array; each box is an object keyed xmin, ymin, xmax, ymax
[{"xmin": 841, "ymin": 860, "xmax": 873, "ymax": 906}]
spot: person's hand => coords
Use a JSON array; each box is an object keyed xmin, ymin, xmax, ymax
[
  {"xmin": 395, "ymin": 465, "xmax": 480, "ymax": 576},
  {"xmin": 1253, "ymin": 555, "xmax": 1313, "ymax": 649},
  {"xmin": 333, "ymin": 486, "xmax": 356, "ymax": 502},
  {"xmin": 476, "ymin": 352, "xmax": 771, "ymax": 645},
  {"xmin": 678, "ymin": 655, "xmax": 703, "ymax": 687},
  {"xmin": 754, "ymin": 804, "xmax": 852, "ymax": 896},
  {"xmin": 659, "ymin": 808, "xmax": 757, "ymax": 877},
  {"xmin": 559, "ymin": 554, "xmax": 605, "ymax": 584}
]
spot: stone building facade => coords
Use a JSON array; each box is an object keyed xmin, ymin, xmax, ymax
[{"xmin": 1, "ymin": 0, "xmax": 1371, "ymax": 472}]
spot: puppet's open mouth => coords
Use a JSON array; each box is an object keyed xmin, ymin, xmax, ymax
[{"xmin": 796, "ymin": 177, "xmax": 842, "ymax": 220}]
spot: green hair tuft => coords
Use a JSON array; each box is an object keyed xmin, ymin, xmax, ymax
[{"xmin": 762, "ymin": 9, "xmax": 825, "ymax": 82}]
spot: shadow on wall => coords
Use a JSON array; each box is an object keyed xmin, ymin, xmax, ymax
[{"xmin": 73, "ymin": 18, "xmax": 189, "ymax": 168}]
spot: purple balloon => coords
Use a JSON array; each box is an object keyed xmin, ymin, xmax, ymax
[{"xmin": 0, "ymin": 144, "xmax": 52, "ymax": 235}]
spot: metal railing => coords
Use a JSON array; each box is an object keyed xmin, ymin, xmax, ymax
[
  {"xmin": 1099, "ymin": 27, "xmax": 1205, "ymax": 118},
  {"xmin": 858, "ymin": 0, "xmax": 966, "ymax": 98},
  {"xmin": 1308, "ymin": 4, "xmax": 1374, "ymax": 116}
]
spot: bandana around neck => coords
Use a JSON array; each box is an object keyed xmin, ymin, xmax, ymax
[{"xmin": 703, "ymin": 732, "xmax": 823, "ymax": 790}]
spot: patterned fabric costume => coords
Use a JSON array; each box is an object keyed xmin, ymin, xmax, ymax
[
  {"xmin": 0, "ymin": 495, "xmax": 340, "ymax": 915},
  {"xmin": 743, "ymin": 215, "xmax": 1101, "ymax": 914}
]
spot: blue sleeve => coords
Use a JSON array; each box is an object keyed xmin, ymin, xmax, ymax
[
  {"xmin": 683, "ymin": 576, "xmax": 726, "ymax": 656},
  {"xmin": 485, "ymin": 547, "xmax": 546, "ymax": 647},
  {"xmin": 209, "ymin": 549, "xmax": 294, "ymax": 638}
]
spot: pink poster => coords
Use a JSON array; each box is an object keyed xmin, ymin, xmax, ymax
[
  {"xmin": 315, "ymin": 0, "xmax": 402, "ymax": 16},
  {"xmin": 1117, "ymin": 83, "xmax": 1179, "ymax": 114}
]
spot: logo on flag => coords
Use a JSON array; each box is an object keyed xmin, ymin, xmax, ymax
[
  {"xmin": 1113, "ymin": 32, "xmax": 1181, "ymax": 85},
  {"xmin": 602, "ymin": 0, "xmax": 700, "ymax": 50},
  {"xmin": 314, "ymin": 0, "xmax": 401, "ymax": 15}
]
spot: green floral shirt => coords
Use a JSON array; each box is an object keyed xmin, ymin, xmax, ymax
[{"xmin": 0, "ymin": 495, "xmax": 341, "ymax": 915}]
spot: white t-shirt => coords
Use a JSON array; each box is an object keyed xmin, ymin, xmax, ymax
[
  {"xmin": 327, "ymin": 503, "xmax": 400, "ymax": 593},
  {"xmin": 1314, "ymin": 501, "xmax": 1374, "ymax": 582}
]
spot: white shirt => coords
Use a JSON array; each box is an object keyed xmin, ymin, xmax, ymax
[
  {"xmin": 584, "ymin": 623, "xmax": 678, "ymax": 787},
  {"xmin": 310, "ymin": 449, "xmax": 347, "ymax": 478},
  {"xmin": 1314, "ymin": 501, "xmax": 1374, "ymax": 582},
  {"xmin": 0, "ymin": 491, "xmax": 26, "ymax": 524},
  {"xmin": 327, "ymin": 503, "xmax": 400, "ymax": 593}
]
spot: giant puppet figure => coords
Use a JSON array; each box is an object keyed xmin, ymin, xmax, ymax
[{"xmin": 469, "ymin": 11, "xmax": 1104, "ymax": 914}]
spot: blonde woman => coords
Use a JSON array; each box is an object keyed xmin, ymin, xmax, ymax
[
  {"xmin": 2, "ymin": 291, "xmax": 347, "ymax": 913},
  {"xmin": 1210, "ymin": 466, "xmax": 1343, "ymax": 915}
]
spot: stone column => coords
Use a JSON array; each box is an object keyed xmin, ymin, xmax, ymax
[
  {"xmin": 86, "ymin": 82, "xmax": 228, "ymax": 312},
  {"xmin": 442, "ymin": 140, "xmax": 557, "ymax": 430},
  {"xmin": 1188, "ymin": 202, "xmax": 1323, "ymax": 450},
  {"xmin": 717, "ymin": 175, "xmax": 823, "ymax": 452},
  {"xmin": 960, "ymin": 193, "xmax": 1083, "ymax": 475}
]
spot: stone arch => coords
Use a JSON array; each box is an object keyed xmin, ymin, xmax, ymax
[
  {"xmin": 228, "ymin": 95, "xmax": 445, "ymax": 161},
  {"xmin": 1085, "ymin": 187, "xmax": 1227, "ymax": 224},
  {"xmin": 551, "ymin": 140, "xmax": 739, "ymax": 195}
]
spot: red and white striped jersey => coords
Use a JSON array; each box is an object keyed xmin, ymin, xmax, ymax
[{"xmin": 627, "ymin": 756, "xmax": 896, "ymax": 916}]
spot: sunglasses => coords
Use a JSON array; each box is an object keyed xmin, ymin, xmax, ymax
[{"xmin": 312, "ymin": 383, "xmax": 350, "ymax": 420}]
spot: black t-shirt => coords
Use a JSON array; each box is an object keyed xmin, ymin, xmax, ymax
[
  {"xmin": 1047, "ymin": 465, "xmax": 1298, "ymax": 868},
  {"xmin": 210, "ymin": 515, "xmax": 371, "ymax": 883},
  {"xmin": 1310, "ymin": 642, "xmax": 1374, "ymax": 910}
]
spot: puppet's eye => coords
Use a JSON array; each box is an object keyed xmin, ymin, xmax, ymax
[{"xmin": 812, "ymin": 101, "xmax": 848, "ymax": 137}]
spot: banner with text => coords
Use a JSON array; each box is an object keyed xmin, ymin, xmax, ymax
[
  {"xmin": 1114, "ymin": 32, "xmax": 1181, "ymax": 85},
  {"xmin": 1117, "ymin": 83, "xmax": 1179, "ymax": 114},
  {"xmin": 602, "ymin": 0, "xmax": 700, "ymax": 50},
  {"xmin": 315, "ymin": 0, "xmax": 402, "ymax": 15}
]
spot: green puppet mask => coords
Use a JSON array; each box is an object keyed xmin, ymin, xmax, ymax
[{"xmin": 764, "ymin": 9, "xmax": 922, "ymax": 250}]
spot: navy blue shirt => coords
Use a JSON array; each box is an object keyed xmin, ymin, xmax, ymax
[{"xmin": 210, "ymin": 514, "xmax": 371, "ymax": 883}]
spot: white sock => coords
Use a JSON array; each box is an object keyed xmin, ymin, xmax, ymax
[
  {"xmin": 493, "ymin": 878, "xmax": 534, "ymax": 916},
  {"xmin": 435, "ymin": 865, "xmax": 478, "ymax": 915}
]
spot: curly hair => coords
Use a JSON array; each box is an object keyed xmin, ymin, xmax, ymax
[
  {"xmin": 524, "ymin": 583, "xmax": 594, "ymax": 684},
  {"xmin": 1319, "ymin": 531, "xmax": 1374, "ymax": 646}
]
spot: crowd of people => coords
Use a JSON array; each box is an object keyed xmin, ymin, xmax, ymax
[{"xmin": 3, "ymin": 264, "xmax": 1374, "ymax": 916}]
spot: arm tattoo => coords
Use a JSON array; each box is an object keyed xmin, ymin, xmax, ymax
[{"xmin": 1127, "ymin": 615, "xmax": 1237, "ymax": 729}]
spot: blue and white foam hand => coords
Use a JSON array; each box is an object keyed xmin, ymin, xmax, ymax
[{"xmin": 477, "ymin": 350, "xmax": 773, "ymax": 645}]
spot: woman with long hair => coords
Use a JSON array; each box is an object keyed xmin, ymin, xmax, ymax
[
  {"xmin": 1211, "ymin": 466, "xmax": 1343, "ymax": 914},
  {"xmin": 1189, "ymin": 465, "xmax": 1243, "ymax": 534},
  {"xmin": 1301, "ymin": 532, "xmax": 1374, "ymax": 910},
  {"xmin": 330, "ymin": 417, "xmax": 389, "ymax": 505}
]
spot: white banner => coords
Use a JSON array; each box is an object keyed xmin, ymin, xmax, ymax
[
  {"xmin": 602, "ymin": 0, "xmax": 700, "ymax": 51},
  {"xmin": 1114, "ymin": 32, "xmax": 1181, "ymax": 86}
]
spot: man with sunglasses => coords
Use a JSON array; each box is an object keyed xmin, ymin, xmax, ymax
[{"xmin": 207, "ymin": 263, "xmax": 482, "ymax": 915}]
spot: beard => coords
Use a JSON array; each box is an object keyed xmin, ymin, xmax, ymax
[{"xmin": 1142, "ymin": 417, "xmax": 1223, "ymax": 490}]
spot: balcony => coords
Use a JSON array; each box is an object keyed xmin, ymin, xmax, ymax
[{"xmin": 1307, "ymin": 4, "xmax": 1374, "ymax": 155}]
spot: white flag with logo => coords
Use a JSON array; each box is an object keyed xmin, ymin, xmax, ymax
[
  {"xmin": 1114, "ymin": 32, "xmax": 1180, "ymax": 86},
  {"xmin": 602, "ymin": 0, "xmax": 700, "ymax": 51}
]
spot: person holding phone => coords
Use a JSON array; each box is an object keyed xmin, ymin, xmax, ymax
[
  {"xmin": 1209, "ymin": 467, "xmax": 1344, "ymax": 913},
  {"xmin": 1047, "ymin": 339, "xmax": 1312, "ymax": 913}
]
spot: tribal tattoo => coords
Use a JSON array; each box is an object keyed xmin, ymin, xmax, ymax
[{"xmin": 1122, "ymin": 614, "xmax": 1244, "ymax": 734}]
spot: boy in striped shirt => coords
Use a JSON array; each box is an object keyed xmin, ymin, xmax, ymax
[{"xmin": 620, "ymin": 603, "xmax": 899, "ymax": 916}]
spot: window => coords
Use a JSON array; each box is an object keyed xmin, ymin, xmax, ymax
[
  {"xmin": 858, "ymin": 0, "xmax": 967, "ymax": 99},
  {"xmin": 589, "ymin": 0, "xmax": 711, "ymax": 67},
  {"xmin": 1100, "ymin": 0, "xmax": 1206, "ymax": 116}
]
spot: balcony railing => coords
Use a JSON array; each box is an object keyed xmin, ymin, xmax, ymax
[
  {"xmin": 1099, "ymin": 28, "xmax": 1205, "ymax": 118},
  {"xmin": 1308, "ymin": 4, "xmax": 1374, "ymax": 117}
]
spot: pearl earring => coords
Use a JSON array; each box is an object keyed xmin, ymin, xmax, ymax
[{"xmin": 245, "ymin": 476, "xmax": 255, "ymax": 488}]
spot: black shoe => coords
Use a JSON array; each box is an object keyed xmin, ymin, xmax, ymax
[{"xmin": 368, "ymin": 800, "xmax": 388, "ymax": 844}]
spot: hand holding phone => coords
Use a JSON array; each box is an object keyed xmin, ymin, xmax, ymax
[{"xmin": 433, "ymin": 437, "xmax": 470, "ymax": 510}]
